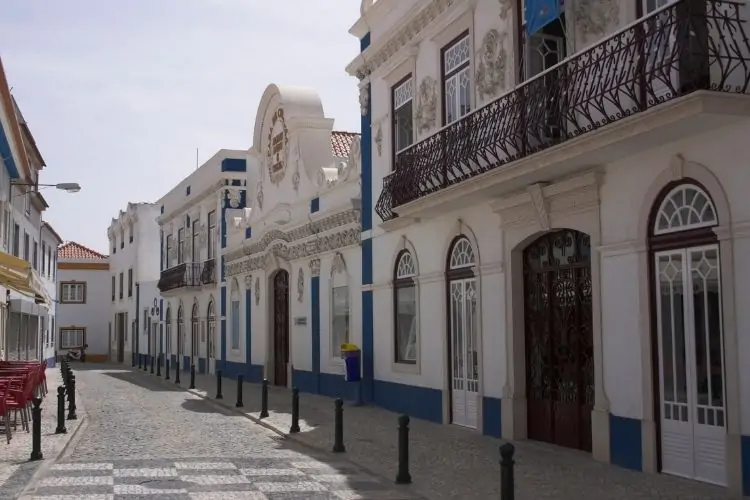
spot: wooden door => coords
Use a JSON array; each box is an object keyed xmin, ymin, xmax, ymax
[{"xmin": 273, "ymin": 270, "xmax": 290, "ymax": 387}]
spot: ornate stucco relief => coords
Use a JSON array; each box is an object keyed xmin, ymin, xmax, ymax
[
  {"xmin": 256, "ymin": 184, "xmax": 264, "ymax": 210},
  {"xmin": 309, "ymin": 258, "xmax": 321, "ymax": 277},
  {"xmin": 359, "ymin": 84, "xmax": 370, "ymax": 115},
  {"xmin": 415, "ymin": 77, "xmax": 437, "ymax": 134},
  {"xmin": 267, "ymin": 107, "xmax": 290, "ymax": 186},
  {"xmin": 476, "ymin": 29, "xmax": 507, "ymax": 103},
  {"xmin": 374, "ymin": 125, "xmax": 383, "ymax": 156},
  {"xmin": 575, "ymin": 0, "xmax": 619, "ymax": 39},
  {"xmin": 244, "ymin": 273, "xmax": 253, "ymax": 289},
  {"xmin": 498, "ymin": 0, "xmax": 511, "ymax": 19},
  {"xmin": 297, "ymin": 268, "xmax": 304, "ymax": 302}
]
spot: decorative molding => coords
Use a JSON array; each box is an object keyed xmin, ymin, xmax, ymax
[
  {"xmin": 497, "ymin": 0, "xmax": 511, "ymax": 19},
  {"xmin": 309, "ymin": 258, "xmax": 321, "ymax": 277},
  {"xmin": 374, "ymin": 125, "xmax": 383, "ymax": 156},
  {"xmin": 244, "ymin": 273, "xmax": 253, "ymax": 289},
  {"xmin": 297, "ymin": 268, "xmax": 304, "ymax": 302},
  {"xmin": 267, "ymin": 107, "xmax": 289, "ymax": 186},
  {"xmin": 292, "ymin": 171, "xmax": 300, "ymax": 192},
  {"xmin": 415, "ymin": 77, "xmax": 437, "ymax": 134},
  {"xmin": 575, "ymin": 0, "xmax": 619, "ymax": 38},
  {"xmin": 476, "ymin": 29, "xmax": 507, "ymax": 103},
  {"xmin": 526, "ymin": 183, "xmax": 550, "ymax": 231},
  {"xmin": 227, "ymin": 189, "xmax": 241, "ymax": 208},
  {"xmin": 256, "ymin": 184, "xmax": 264, "ymax": 210},
  {"xmin": 254, "ymin": 277, "xmax": 260, "ymax": 305},
  {"xmin": 224, "ymin": 209, "xmax": 361, "ymax": 277},
  {"xmin": 359, "ymin": 84, "xmax": 370, "ymax": 115},
  {"xmin": 669, "ymin": 153, "xmax": 685, "ymax": 180},
  {"xmin": 330, "ymin": 252, "xmax": 346, "ymax": 277}
]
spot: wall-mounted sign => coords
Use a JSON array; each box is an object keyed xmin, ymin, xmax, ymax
[{"xmin": 294, "ymin": 316, "xmax": 307, "ymax": 326}]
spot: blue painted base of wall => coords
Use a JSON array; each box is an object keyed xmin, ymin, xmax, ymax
[
  {"xmin": 741, "ymin": 435, "xmax": 750, "ymax": 496},
  {"xmin": 292, "ymin": 370, "xmax": 359, "ymax": 401},
  {"xmin": 483, "ymin": 397, "xmax": 502, "ymax": 438},
  {"xmin": 609, "ymin": 414, "xmax": 642, "ymax": 471},
  {"xmin": 45, "ymin": 357, "xmax": 55, "ymax": 368},
  {"xmin": 223, "ymin": 361, "xmax": 264, "ymax": 382},
  {"xmin": 373, "ymin": 379, "xmax": 442, "ymax": 424},
  {"xmin": 183, "ymin": 356, "xmax": 190, "ymax": 371},
  {"xmin": 198, "ymin": 358, "xmax": 206, "ymax": 374}
]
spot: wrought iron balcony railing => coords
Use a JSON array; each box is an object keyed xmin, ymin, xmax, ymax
[
  {"xmin": 375, "ymin": 0, "xmax": 750, "ymax": 222},
  {"xmin": 157, "ymin": 260, "xmax": 217, "ymax": 293}
]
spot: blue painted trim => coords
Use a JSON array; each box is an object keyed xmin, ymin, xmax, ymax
[
  {"xmin": 362, "ymin": 238, "xmax": 373, "ymax": 285},
  {"xmin": 311, "ymin": 276, "xmax": 320, "ymax": 393},
  {"xmin": 482, "ymin": 397, "xmax": 502, "ymax": 438},
  {"xmin": 186, "ymin": 185, "xmax": 191, "ymax": 196},
  {"xmin": 293, "ymin": 370, "xmax": 354, "ymax": 401},
  {"xmin": 231, "ymin": 179, "xmax": 242, "ymax": 186},
  {"xmin": 160, "ymin": 205, "xmax": 164, "ymax": 214},
  {"xmin": 0, "ymin": 118, "xmax": 20, "ymax": 179},
  {"xmin": 221, "ymin": 158, "xmax": 247, "ymax": 172},
  {"xmin": 742, "ymin": 435, "xmax": 750, "ymax": 495},
  {"xmin": 360, "ymin": 83, "xmax": 372, "ymax": 232},
  {"xmin": 310, "ymin": 197, "xmax": 320, "ymax": 214},
  {"xmin": 220, "ymin": 287, "xmax": 227, "ymax": 370},
  {"xmin": 609, "ymin": 414, "xmax": 642, "ymax": 471},
  {"xmin": 159, "ymin": 299, "xmax": 163, "ymax": 320},
  {"xmin": 361, "ymin": 290, "xmax": 373, "ymax": 402},
  {"xmin": 198, "ymin": 358, "xmax": 206, "ymax": 374},
  {"xmin": 373, "ymin": 379, "xmax": 442, "ymax": 423},
  {"xmin": 221, "ymin": 256, "xmax": 225, "ymax": 282},
  {"xmin": 221, "ymin": 190, "xmax": 227, "ymax": 249},
  {"xmin": 360, "ymin": 32, "xmax": 370, "ymax": 51},
  {"xmin": 223, "ymin": 361, "xmax": 264, "ymax": 382},
  {"xmin": 245, "ymin": 286, "xmax": 252, "ymax": 367},
  {"xmin": 245, "ymin": 227, "xmax": 252, "ymax": 239}
]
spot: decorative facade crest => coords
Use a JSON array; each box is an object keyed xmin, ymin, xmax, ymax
[
  {"xmin": 256, "ymin": 184, "xmax": 264, "ymax": 210},
  {"xmin": 476, "ymin": 29, "xmax": 507, "ymax": 103},
  {"xmin": 254, "ymin": 277, "xmax": 260, "ymax": 305},
  {"xmin": 227, "ymin": 188, "xmax": 242, "ymax": 208},
  {"xmin": 309, "ymin": 258, "xmax": 321, "ymax": 277},
  {"xmin": 374, "ymin": 125, "xmax": 383, "ymax": 156},
  {"xmin": 297, "ymin": 268, "xmax": 304, "ymax": 302},
  {"xmin": 267, "ymin": 107, "xmax": 290, "ymax": 185},
  {"xmin": 359, "ymin": 85, "xmax": 370, "ymax": 115},
  {"xmin": 244, "ymin": 273, "xmax": 253, "ymax": 289},
  {"xmin": 330, "ymin": 252, "xmax": 346, "ymax": 277},
  {"xmin": 575, "ymin": 0, "xmax": 619, "ymax": 38},
  {"xmin": 415, "ymin": 77, "xmax": 437, "ymax": 134}
]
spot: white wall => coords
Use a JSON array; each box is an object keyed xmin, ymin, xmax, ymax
[
  {"xmin": 40, "ymin": 225, "xmax": 60, "ymax": 361},
  {"xmin": 56, "ymin": 266, "xmax": 110, "ymax": 358}
]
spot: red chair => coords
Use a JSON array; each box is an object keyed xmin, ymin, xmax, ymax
[
  {"xmin": 0, "ymin": 383, "xmax": 11, "ymax": 444},
  {"xmin": 6, "ymin": 373, "xmax": 34, "ymax": 433}
]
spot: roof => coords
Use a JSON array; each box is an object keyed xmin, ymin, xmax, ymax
[
  {"xmin": 57, "ymin": 241, "xmax": 107, "ymax": 260},
  {"xmin": 331, "ymin": 131, "xmax": 359, "ymax": 158},
  {"xmin": 41, "ymin": 221, "xmax": 63, "ymax": 244}
]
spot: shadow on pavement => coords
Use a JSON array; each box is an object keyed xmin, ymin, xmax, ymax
[
  {"xmin": 102, "ymin": 370, "xmax": 184, "ymax": 393},
  {"xmin": 180, "ymin": 398, "xmax": 240, "ymax": 417}
]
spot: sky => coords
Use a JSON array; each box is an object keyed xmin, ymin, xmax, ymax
[{"xmin": 0, "ymin": 0, "xmax": 362, "ymax": 254}]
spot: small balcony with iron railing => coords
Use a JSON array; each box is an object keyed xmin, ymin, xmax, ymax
[
  {"xmin": 157, "ymin": 259, "xmax": 217, "ymax": 293},
  {"xmin": 375, "ymin": 0, "xmax": 750, "ymax": 223}
]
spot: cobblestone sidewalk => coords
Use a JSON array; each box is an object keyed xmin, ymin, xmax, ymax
[
  {"xmin": 146, "ymin": 364, "xmax": 739, "ymax": 500},
  {"xmin": 0, "ymin": 364, "xmax": 85, "ymax": 500}
]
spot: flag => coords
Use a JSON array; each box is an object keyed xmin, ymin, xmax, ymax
[{"xmin": 525, "ymin": 0, "xmax": 561, "ymax": 36}]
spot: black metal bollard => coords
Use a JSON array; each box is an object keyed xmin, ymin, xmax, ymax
[
  {"xmin": 215, "ymin": 370, "xmax": 223, "ymax": 399},
  {"xmin": 235, "ymin": 374, "xmax": 244, "ymax": 408},
  {"xmin": 259, "ymin": 378, "xmax": 269, "ymax": 418},
  {"xmin": 395, "ymin": 415, "xmax": 411, "ymax": 485},
  {"xmin": 156, "ymin": 354, "xmax": 161, "ymax": 376},
  {"xmin": 175, "ymin": 361, "xmax": 181, "ymax": 384},
  {"xmin": 332, "ymin": 398, "xmax": 345, "ymax": 453},
  {"xmin": 67, "ymin": 374, "xmax": 77, "ymax": 420},
  {"xmin": 165, "ymin": 359, "xmax": 170, "ymax": 380},
  {"xmin": 29, "ymin": 398, "xmax": 43, "ymax": 461},
  {"xmin": 289, "ymin": 387, "xmax": 300, "ymax": 433},
  {"xmin": 55, "ymin": 386, "xmax": 66, "ymax": 434},
  {"xmin": 500, "ymin": 443, "xmax": 515, "ymax": 500},
  {"xmin": 189, "ymin": 363, "xmax": 196, "ymax": 389}
]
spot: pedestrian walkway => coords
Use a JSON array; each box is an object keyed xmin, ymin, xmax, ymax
[
  {"xmin": 152, "ymin": 365, "xmax": 738, "ymax": 500},
  {"xmin": 0, "ymin": 365, "xmax": 84, "ymax": 500}
]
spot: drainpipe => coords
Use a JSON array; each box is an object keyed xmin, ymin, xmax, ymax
[{"xmin": 135, "ymin": 282, "xmax": 140, "ymax": 365}]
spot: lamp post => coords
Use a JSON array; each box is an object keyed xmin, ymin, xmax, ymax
[{"xmin": 11, "ymin": 182, "xmax": 82, "ymax": 195}]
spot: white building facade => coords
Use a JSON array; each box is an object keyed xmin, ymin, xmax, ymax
[
  {"xmin": 56, "ymin": 242, "xmax": 110, "ymax": 362},
  {"xmin": 107, "ymin": 202, "xmax": 161, "ymax": 365},
  {"xmin": 40, "ymin": 221, "xmax": 62, "ymax": 364},
  {"xmin": 347, "ymin": 0, "xmax": 750, "ymax": 495},
  {"xmin": 157, "ymin": 150, "xmax": 247, "ymax": 376},
  {"xmin": 223, "ymin": 84, "xmax": 361, "ymax": 394}
]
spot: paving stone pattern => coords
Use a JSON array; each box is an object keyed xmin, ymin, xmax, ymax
[
  {"xmin": 20, "ymin": 366, "xmax": 421, "ymax": 500},
  {"xmin": 174, "ymin": 366, "xmax": 740, "ymax": 500},
  {"xmin": 0, "ymin": 366, "xmax": 84, "ymax": 500}
]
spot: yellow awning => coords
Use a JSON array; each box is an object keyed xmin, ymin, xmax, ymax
[{"xmin": 0, "ymin": 251, "xmax": 44, "ymax": 302}]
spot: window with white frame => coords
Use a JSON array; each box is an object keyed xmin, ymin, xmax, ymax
[
  {"xmin": 192, "ymin": 219, "xmax": 199, "ymax": 262},
  {"xmin": 166, "ymin": 234, "xmax": 173, "ymax": 268},
  {"xmin": 207, "ymin": 211, "xmax": 217, "ymax": 259},
  {"xmin": 394, "ymin": 250, "xmax": 418, "ymax": 364},
  {"xmin": 392, "ymin": 76, "xmax": 414, "ymax": 160},
  {"xmin": 60, "ymin": 328, "xmax": 84, "ymax": 349},
  {"xmin": 230, "ymin": 281, "xmax": 240, "ymax": 350},
  {"xmin": 442, "ymin": 32, "xmax": 471, "ymax": 125},
  {"xmin": 207, "ymin": 301, "xmax": 215, "ymax": 358},
  {"xmin": 60, "ymin": 282, "xmax": 86, "ymax": 304},
  {"xmin": 330, "ymin": 256, "xmax": 350, "ymax": 358},
  {"xmin": 177, "ymin": 228, "xmax": 185, "ymax": 264}
]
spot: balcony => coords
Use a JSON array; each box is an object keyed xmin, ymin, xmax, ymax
[
  {"xmin": 375, "ymin": 0, "xmax": 750, "ymax": 222},
  {"xmin": 157, "ymin": 259, "xmax": 216, "ymax": 293}
]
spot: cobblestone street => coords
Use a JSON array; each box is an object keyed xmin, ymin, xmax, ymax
[{"xmin": 19, "ymin": 365, "xmax": 422, "ymax": 500}]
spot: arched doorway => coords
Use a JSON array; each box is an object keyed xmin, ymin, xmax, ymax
[
  {"xmin": 177, "ymin": 304, "xmax": 184, "ymax": 370},
  {"xmin": 272, "ymin": 270, "xmax": 290, "ymax": 387},
  {"xmin": 206, "ymin": 300, "xmax": 216, "ymax": 374},
  {"xmin": 446, "ymin": 236, "xmax": 479, "ymax": 429},
  {"xmin": 523, "ymin": 229, "xmax": 593, "ymax": 452},
  {"xmin": 191, "ymin": 302, "xmax": 199, "ymax": 367},
  {"xmin": 649, "ymin": 182, "xmax": 726, "ymax": 485}
]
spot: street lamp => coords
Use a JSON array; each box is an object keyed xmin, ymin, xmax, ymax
[{"xmin": 11, "ymin": 182, "xmax": 81, "ymax": 195}]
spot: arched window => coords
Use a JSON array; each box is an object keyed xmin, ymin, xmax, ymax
[
  {"xmin": 653, "ymin": 183, "xmax": 718, "ymax": 235},
  {"xmin": 177, "ymin": 304, "xmax": 184, "ymax": 356},
  {"xmin": 394, "ymin": 250, "xmax": 417, "ymax": 364},
  {"xmin": 448, "ymin": 236, "xmax": 476, "ymax": 272},
  {"xmin": 165, "ymin": 305, "xmax": 172, "ymax": 355},
  {"xmin": 207, "ymin": 299, "xmax": 216, "ymax": 359},
  {"xmin": 330, "ymin": 253, "xmax": 350, "ymax": 358},
  {"xmin": 191, "ymin": 302, "xmax": 199, "ymax": 357},
  {"xmin": 230, "ymin": 279, "xmax": 241, "ymax": 351}
]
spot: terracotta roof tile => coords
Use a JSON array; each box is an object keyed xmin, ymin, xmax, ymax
[
  {"xmin": 331, "ymin": 131, "xmax": 359, "ymax": 158},
  {"xmin": 57, "ymin": 241, "xmax": 107, "ymax": 260}
]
